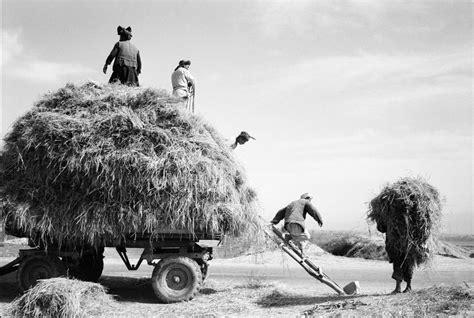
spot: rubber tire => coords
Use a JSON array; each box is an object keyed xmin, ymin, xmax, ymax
[
  {"xmin": 17, "ymin": 255, "xmax": 66, "ymax": 292},
  {"xmin": 65, "ymin": 255, "xmax": 104, "ymax": 282},
  {"xmin": 151, "ymin": 256, "xmax": 202, "ymax": 303}
]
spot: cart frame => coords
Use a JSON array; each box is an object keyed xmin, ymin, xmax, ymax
[{"xmin": 0, "ymin": 230, "xmax": 221, "ymax": 303}]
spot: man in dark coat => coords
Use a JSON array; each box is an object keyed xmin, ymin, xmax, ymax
[
  {"xmin": 103, "ymin": 26, "xmax": 142, "ymax": 86},
  {"xmin": 272, "ymin": 193, "xmax": 323, "ymax": 257},
  {"xmin": 376, "ymin": 211, "xmax": 415, "ymax": 294}
]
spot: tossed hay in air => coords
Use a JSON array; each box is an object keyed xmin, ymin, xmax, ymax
[
  {"xmin": 0, "ymin": 83, "xmax": 261, "ymax": 248},
  {"xmin": 368, "ymin": 177, "xmax": 442, "ymax": 265},
  {"xmin": 6, "ymin": 278, "xmax": 113, "ymax": 318}
]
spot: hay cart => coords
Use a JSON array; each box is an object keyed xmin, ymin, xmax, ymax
[{"xmin": 0, "ymin": 224, "xmax": 221, "ymax": 303}]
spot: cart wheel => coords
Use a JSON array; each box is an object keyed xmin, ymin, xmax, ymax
[
  {"xmin": 64, "ymin": 254, "xmax": 104, "ymax": 282},
  {"xmin": 151, "ymin": 256, "xmax": 202, "ymax": 303},
  {"xmin": 17, "ymin": 255, "xmax": 66, "ymax": 292}
]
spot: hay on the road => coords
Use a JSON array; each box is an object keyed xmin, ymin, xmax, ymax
[
  {"xmin": 368, "ymin": 177, "xmax": 442, "ymax": 265},
  {"xmin": 0, "ymin": 83, "xmax": 262, "ymax": 248},
  {"xmin": 6, "ymin": 277, "xmax": 113, "ymax": 317}
]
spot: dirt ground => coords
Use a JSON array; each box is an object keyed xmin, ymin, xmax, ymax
[{"xmin": 0, "ymin": 243, "xmax": 473, "ymax": 317}]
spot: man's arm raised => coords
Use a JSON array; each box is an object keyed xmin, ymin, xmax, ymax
[{"xmin": 305, "ymin": 202, "xmax": 323, "ymax": 227}]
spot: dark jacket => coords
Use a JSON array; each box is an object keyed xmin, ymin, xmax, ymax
[
  {"xmin": 271, "ymin": 199, "xmax": 323, "ymax": 231},
  {"xmin": 105, "ymin": 40, "xmax": 142, "ymax": 74}
]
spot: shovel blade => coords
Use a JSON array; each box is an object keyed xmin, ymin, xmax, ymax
[{"xmin": 343, "ymin": 281, "xmax": 361, "ymax": 295}]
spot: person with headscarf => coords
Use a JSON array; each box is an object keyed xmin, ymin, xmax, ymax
[
  {"xmin": 103, "ymin": 26, "xmax": 142, "ymax": 86},
  {"xmin": 171, "ymin": 60, "xmax": 195, "ymax": 99},
  {"xmin": 230, "ymin": 131, "xmax": 256, "ymax": 150}
]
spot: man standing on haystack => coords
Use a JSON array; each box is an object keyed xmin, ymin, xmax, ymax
[
  {"xmin": 171, "ymin": 60, "xmax": 195, "ymax": 110},
  {"xmin": 271, "ymin": 193, "xmax": 323, "ymax": 258},
  {"xmin": 103, "ymin": 26, "xmax": 142, "ymax": 86}
]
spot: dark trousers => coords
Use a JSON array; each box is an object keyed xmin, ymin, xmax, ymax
[
  {"xmin": 392, "ymin": 259, "xmax": 414, "ymax": 282},
  {"xmin": 109, "ymin": 65, "xmax": 139, "ymax": 86}
]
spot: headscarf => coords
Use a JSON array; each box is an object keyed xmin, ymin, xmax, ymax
[
  {"xmin": 117, "ymin": 26, "xmax": 132, "ymax": 41},
  {"xmin": 174, "ymin": 60, "xmax": 191, "ymax": 71}
]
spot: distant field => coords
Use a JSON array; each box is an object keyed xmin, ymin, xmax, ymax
[
  {"xmin": 310, "ymin": 230, "xmax": 473, "ymax": 259},
  {"xmin": 439, "ymin": 234, "xmax": 474, "ymax": 252},
  {"xmin": 312, "ymin": 230, "xmax": 473, "ymax": 247}
]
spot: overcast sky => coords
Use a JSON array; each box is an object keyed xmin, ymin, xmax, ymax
[{"xmin": 1, "ymin": 0, "xmax": 472, "ymax": 234}]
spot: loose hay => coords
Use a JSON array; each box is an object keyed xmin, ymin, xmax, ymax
[
  {"xmin": 0, "ymin": 83, "xmax": 262, "ymax": 248},
  {"xmin": 302, "ymin": 284, "xmax": 473, "ymax": 317},
  {"xmin": 6, "ymin": 277, "xmax": 113, "ymax": 317},
  {"xmin": 368, "ymin": 177, "xmax": 442, "ymax": 265}
]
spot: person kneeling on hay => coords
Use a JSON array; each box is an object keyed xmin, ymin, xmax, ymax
[
  {"xmin": 271, "ymin": 193, "xmax": 323, "ymax": 258},
  {"xmin": 103, "ymin": 26, "xmax": 142, "ymax": 86}
]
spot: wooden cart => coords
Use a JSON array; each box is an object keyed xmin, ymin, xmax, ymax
[{"xmin": 0, "ymin": 227, "xmax": 221, "ymax": 303}]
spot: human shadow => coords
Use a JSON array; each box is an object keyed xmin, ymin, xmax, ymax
[
  {"xmin": 257, "ymin": 290, "xmax": 374, "ymax": 308},
  {"xmin": 100, "ymin": 276, "xmax": 158, "ymax": 304},
  {"xmin": 100, "ymin": 275, "xmax": 221, "ymax": 304}
]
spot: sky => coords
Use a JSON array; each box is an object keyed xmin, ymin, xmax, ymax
[{"xmin": 1, "ymin": 0, "xmax": 472, "ymax": 234}]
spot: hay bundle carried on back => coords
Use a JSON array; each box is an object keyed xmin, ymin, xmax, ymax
[
  {"xmin": 6, "ymin": 277, "xmax": 113, "ymax": 317},
  {"xmin": 0, "ymin": 83, "xmax": 261, "ymax": 248},
  {"xmin": 368, "ymin": 177, "xmax": 442, "ymax": 265}
]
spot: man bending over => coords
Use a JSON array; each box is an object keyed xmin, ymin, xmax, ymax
[{"xmin": 271, "ymin": 193, "xmax": 323, "ymax": 258}]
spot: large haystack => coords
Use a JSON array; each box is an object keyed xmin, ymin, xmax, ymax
[
  {"xmin": 0, "ymin": 83, "xmax": 261, "ymax": 248},
  {"xmin": 6, "ymin": 278, "xmax": 113, "ymax": 317},
  {"xmin": 368, "ymin": 177, "xmax": 442, "ymax": 265}
]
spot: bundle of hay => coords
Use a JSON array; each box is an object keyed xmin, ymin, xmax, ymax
[
  {"xmin": 0, "ymin": 83, "xmax": 261, "ymax": 248},
  {"xmin": 368, "ymin": 177, "xmax": 442, "ymax": 265},
  {"xmin": 6, "ymin": 278, "xmax": 113, "ymax": 317}
]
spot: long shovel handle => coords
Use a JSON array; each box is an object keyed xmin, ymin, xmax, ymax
[{"xmin": 266, "ymin": 224, "xmax": 346, "ymax": 295}]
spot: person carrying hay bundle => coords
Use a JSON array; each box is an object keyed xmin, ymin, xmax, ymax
[
  {"xmin": 103, "ymin": 26, "xmax": 142, "ymax": 86},
  {"xmin": 368, "ymin": 177, "xmax": 442, "ymax": 294},
  {"xmin": 271, "ymin": 193, "xmax": 323, "ymax": 258}
]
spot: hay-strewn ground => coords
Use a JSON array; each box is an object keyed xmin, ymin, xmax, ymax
[
  {"xmin": 1, "ymin": 276, "xmax": 471, "ymax": 317},
  {"xmin": 99, "ymin": 279, "xmax": 474, "ymax": 317}
]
